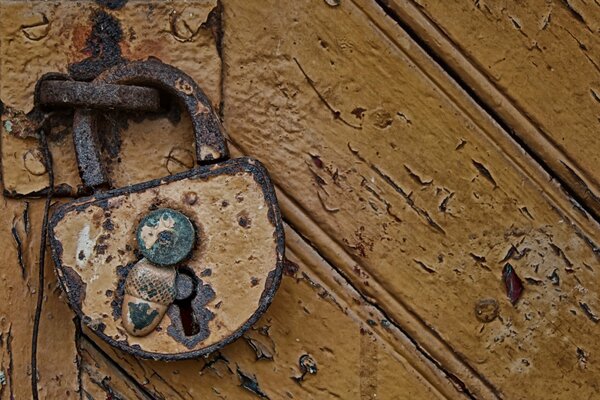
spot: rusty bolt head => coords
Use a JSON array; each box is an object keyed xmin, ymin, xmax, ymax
[
  {"xmin": 299, "ymin": 354, "xmax": 318, "ymax": 375},
  {"xmin": 474, "ymin": 298, "xmax": 499, "ymax": 323},
  {"xmin": 136, "ymin": 208, "xmax": 195, "ymax": 266}
]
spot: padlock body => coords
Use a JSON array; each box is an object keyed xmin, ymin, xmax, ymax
[{"xmin": 49, "ymin": 157, "xmax": 284, "ymax": 360}]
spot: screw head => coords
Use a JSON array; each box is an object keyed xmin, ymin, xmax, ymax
[
  {"xmin": 136, "ymin": 208, "xmax": 195, "ymax": 266},
  {"xmin": 174, "ymin": 272, "xmax": 195, "ymax": 301}
]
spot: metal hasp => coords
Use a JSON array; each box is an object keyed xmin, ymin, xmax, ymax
[
  {"xmin": 38, "ymin": 80, "xmax": 161, "ymax": 111},
  {"xmin": 47, "ymin": 59, "xmax": 284, "ymax": 360},
  {"xmin": 70, "ymin": 59, "xmax": 229, "ymax": 189}
]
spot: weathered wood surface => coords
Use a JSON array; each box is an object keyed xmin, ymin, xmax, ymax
[
  {"xmin": 0, "ymin": 198, "xmax": 79, "ymax": 399},
  {"xmin": 0, "ymin": 0, "xmax": 599, "ymax": 399},
  {"xmin": 222, "ymin": 0, "xmax": 600, "ymax": 398},
  {"xmin": 381, "ymin": 0, "xmax": 600, "ymax": 218},
  {"xmin": 84, "ymin": 225, "xmax": 452, "ymax": 399}
]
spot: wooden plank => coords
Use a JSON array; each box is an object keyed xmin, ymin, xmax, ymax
[
  {"xmin": 0, "ymin": 2, "xmax": 223, "ymax": 398},
  {"xmin": 1, "ymin": 0, "xmax": 599, "ymax": 398},
  {"xmin": 0, "ymin": 0, "xmax": 221, "ymax": 113},
  {"xmin": 0, "ymin": 197, "xmax": 79, "ymax": 399},
  {"xmin": 79, "ymin": 336, "xmax": 152, "ymax": 400},
  {"xmin": 85, "ymin": 224, "xmax": 452, "ymax": 399},
  {"xmin": 378, "ymin": 0, "xmax": 600, "ymax": 218},
  {"xmin": 220, "ymin": 0, "xmax": 600, "ymax": 398}
]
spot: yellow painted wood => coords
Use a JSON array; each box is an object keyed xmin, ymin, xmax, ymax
[
  {"xmin": 79, "ymin": 337, "xmax": 152, "ymax": 399},
  {"xmin": 0, "ymin": 198, "xmax": 79, "ymax": 399},
  {"xmin": 1, "ymin": 0, "xmax": 599, "ymax": 399},
  {"xmin": 382, "ymin": 0, "xmax": 600, "ymax": 217},
  {"xmin": 221, "ymin": 0, "xmax": 600, "ymax": 398}
]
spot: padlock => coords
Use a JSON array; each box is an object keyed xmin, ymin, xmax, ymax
[{"xmin": 48, "ymin": 60, "xmax": 284, "ymax": 360}]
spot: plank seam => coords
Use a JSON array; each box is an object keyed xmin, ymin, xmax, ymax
[
  {"xmin": 79, "ymin": 332, "xmax": 157, "ymax": 400},
  {"xmin": 351, "ymin": 0, "xmax": 599, "ymax": 258},
  {"xmin": 31, "ymin": 130, "xmax": 54, "ymax": 400},
  {"xmin": 223, "ymin": 132, "xmax": 501, "ymax": 398},
  {"xmin": 285, "ymin": 222, "xmax": 484, "ymax": 400},
  {"xmin": 372, "ymin": 0, "xmax": 600, "ymax": 223}
]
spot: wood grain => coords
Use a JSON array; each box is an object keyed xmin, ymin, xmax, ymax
[
  {"xmin": 380, "ymin": 0, "xmax": 600, "ymax": 218},
  {"xmin": 221, "ymin": 0, "xmax": 600, "ymax": 398},
  {"xmin": 1, "ymin": 0, "xmax": 599, "ymax": 398},
  {"xmin": 0, "ymin": 198, "xmax": 79, "ymax": 399},
  {"xmin": 79, "ymin": 336, "xmax": 152, "ymax": 400},
  {"xmin": 1, "ymin": 1, "xmax": 458, "ymax": 398}
]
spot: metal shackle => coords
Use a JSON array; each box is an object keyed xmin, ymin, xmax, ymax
[{"xmin": 72, "ymin": 59, "xmax": 229, "ymax": 189}]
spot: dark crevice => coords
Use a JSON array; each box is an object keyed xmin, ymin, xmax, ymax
[
  {"xmin": 559, "ymin": 0, "xmax": 594, "ymax": 33},
  {"xmin": 23, "ymin": 201, "xmax": 30, "ymax": 234},
  {"xmin": 210, "ymin": 0, "xmax": 225, "ymax": 118},
  {"xmin": 293, "ymin": 58, "xmax": 362, "ymax": 130},
  {"xmin": 7, "ymin": 326, "xmax": 14, "ymax": 400},
  {"xmin": 149, "ymin": 370, "xmax": 190, "ymax": 399},
  {"xmin": 237, "ymin": 366, "xmax": 270, "ymax": 399},
  {"xmin": 217, "ymin": 3, "xmax": 490, "ymax": 397},
  {"xmin": 75, "ymin": 318, "xmax": 84, "ymax": 400},
  {"xmin": 374, "ymin": 0, "xmax": 600, "ymax": 228},
  {"xmin": 11, "ymin": 226, "xmax": 26, "ymax": 279},
  {"xmin": 177, "ymin": 299, "xmax": 200, "ymax": 336},
  {"xmin": 31, "ymin": 129, "xmax": 54, "ymax": 400},
  {"xmin": 173, "ymin": 267, "xmax": 201, "ymax": 337},
  {"xmin": 79, "ymin": 333, "xmax": 157, "ymax": 399},
  {"xmin": 560, "ymin": 160, "xmax": 600, "ymax": 208},
  {"xmin": 94, "ymin": 0, "xmax": 128, "ymax": 10},
  {"xmin": 349, "ymin": 144, "xmax": 446, "ymax": 235},
  {"xmin": 283, "ymin": 216, "xmax": 497, "ymax": 399}
]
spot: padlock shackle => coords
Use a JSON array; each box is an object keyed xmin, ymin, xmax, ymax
[{"xmin": 72, "ymin": 59, "xmax": 229, "ymax": 189}]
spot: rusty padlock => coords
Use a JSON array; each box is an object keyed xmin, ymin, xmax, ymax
[{"xmin": 49, "ymin": 60, "xmax": 284, "ymax": 360}]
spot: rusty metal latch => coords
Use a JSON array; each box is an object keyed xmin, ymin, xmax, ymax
[
  {"xmin": 38, "ymin": 80, "xmax": 162, "ymax": 112},
  {"xmin": 42, "ymin": 59, "xmax": 284, "ymax": 360}
]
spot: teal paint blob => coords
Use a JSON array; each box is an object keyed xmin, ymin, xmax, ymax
[
  {"xmin": 128, "ymin": 301, "xmax": 160, "ymax": 331},
  {"xmin": 136, "ymin": 208, "xmax": 196, "ymax": 266}
]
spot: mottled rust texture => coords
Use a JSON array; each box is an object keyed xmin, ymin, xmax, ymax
[
  {"xmin": 70, "ymin": 59, "xmax": 229, "ymax": 189},
  {"xmin": 38, "ymin": 80, "xmax": 161, "ymax": 111},
  {"xmin": 1, "ymin": 0, "xmax": 223, "ymax": 196}
]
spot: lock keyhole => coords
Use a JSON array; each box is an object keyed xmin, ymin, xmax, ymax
[
  {"xmin": 174, "ymin": 267, "xmax": 200, "ymax": 336},
  {"xmin": 178, "ymin": 299, "xmax": 200, "ymax": 337}
]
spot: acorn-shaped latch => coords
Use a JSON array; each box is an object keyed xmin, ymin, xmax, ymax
[{"xmin": 122, "ymin": 208, "xmax": 196, "ymax": 337}]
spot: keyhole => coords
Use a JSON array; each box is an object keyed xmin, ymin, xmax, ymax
[
  {"xmin": 178, "ymin": 299, "xmax": 200, "ymax": 336},
  {"xmin": 174, "ymin": 267, "xmax": 200, "ymax": 336}
]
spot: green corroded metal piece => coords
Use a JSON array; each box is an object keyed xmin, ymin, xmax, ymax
[
  {"xmin": 128, "ymin": 301, "xmax": 160, "ymax": 331},
  {"xmin": 136, "ymin": 208, "xmax": 195, "ymax": 266}
]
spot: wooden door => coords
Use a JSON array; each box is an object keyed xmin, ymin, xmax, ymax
[{"xmin": 0, "ymin": 1, "xmax": 598, "ymax": 399}]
